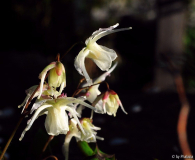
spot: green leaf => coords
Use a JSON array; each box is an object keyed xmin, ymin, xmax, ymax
[
  {"xmin": 77, "ymin": 141, "xmax": 115, "ymax": 160},
  {"xmin": 77, "ymin": 141, "xmax": 94, "ymax": 156}
]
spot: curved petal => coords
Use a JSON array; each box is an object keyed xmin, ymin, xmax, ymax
[
  {"xmin": 38, "ymin": 63, "xmax": 56, "ymax": 99},
  {"xmin": 19, "ymin": 104, "xmax": 52, "ymax": 141},
  {"xmin": 72, "ymin": 98, "xmax": 99, "ymax": 112},
  {"xmin": 92, "ymin": 26, "xmax": 132, "ymax": 43},
  {"xmin": 64, "ymin": 106, "xmax": 85, "ymax": 135},
  {"xmin": 18, "ymin": 85, "xmax": 39, "ymax": 113},
  {"xmin": 87, "ymin": 43, "xmax": 114, "ymax": 71},
  {"xmin": 74, "ymin": 48, "xmax": 92, "ymax": 85},
  {"xmin": 88, "ymin": 23, "xmax": 119, "ymax": 43},
  {"xmin": 30, "ymin": 99, "xmax": 48, "ymax": 114},
  {"xmin": 118, "ymin": 100, "xmax": 128, "ymax": 115},
  {"xmin": 93, "ymin": 62, "xmax": 118, "ymax": 84},
  {"xmin": 99, "ymin": 45, "xmax": 117, "ymax": 61},
  {"xmin": 63, "ymin": 119, "xmax": 81, "ymax": 160}
]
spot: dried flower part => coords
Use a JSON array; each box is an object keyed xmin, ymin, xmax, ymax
[{"xmin": 74, "ymin": 23, "xmax": 131, "ymax": 85}]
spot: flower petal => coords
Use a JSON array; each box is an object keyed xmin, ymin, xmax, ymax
[
  {"xmin": 45, "ymin": 107, "xmax": 69, "ymax": 135},
  {"xmin": 87, "ymin": 43, "xmax": 113, "ymax": 71},
  {"xmin": 38, "ymin": 63, "xmax": 56, "ymax": 99},
  {"xmin": 93, "ymin": 62, "xmax": 117, "ymax": 84},
  {"xmin": 64, "ymin": 106, "xmax": 85, "ymax": 135},
  {"xmin": 88, "ymin": 23, "xmax": 119, "ymax": 43},
  {"xmin": 19, "ymin": 104, "xmax": 52, "ymax": 141},
  {"xmin": 74, "ymin": 48, "xmax": 92, "ymax": 85},
  {"xmin": 92, "ymin": 25, "xmax": 132, "ymax": 42}
]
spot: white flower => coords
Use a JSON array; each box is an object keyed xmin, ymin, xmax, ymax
[
  {"xmin": 63, "ymin": 118, "xmax": 103, "ymax": 160},
  {"xmin": 74, "ymin": 23, "xmax": 131, "ymax": 85},
  {"xmin": 78, "ymin": 118, "xmax": 103, "ymax": 142},
  {"xmin": 102, "ymin": 90, "xmax": 127, "ymax": 116},
  {"xmin": 93, "ymin": 89, "xmax": 128, "ymax": 117},
  {"xmin": 38, "ymin": 61, "xmax": 66, "ymax": 99},
  {"xmin": 19, "ymin": 97, "xmax": 99, "ymax": 141}
]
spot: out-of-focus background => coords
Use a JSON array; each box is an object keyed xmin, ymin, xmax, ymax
[{"xmin": 1, "ymin": 0, "xmax": 195, "ymax": 159}]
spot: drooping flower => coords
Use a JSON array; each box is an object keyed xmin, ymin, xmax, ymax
[
  {"xmin": 74, "ymin": 23, "xmax": 131, "ymax": 85},
  {"xmin": 63, "ymin": 118, "xmax": 103, "ymax": 160},
  {"xmin": 93, "ymin": 89, "xmax": 127, "ymax": 117},
  {"xmin": 102, "ymin": 90, "xmax": 127, "ymax": 116},
  {"xmin": 19, "ymin": 97, "xmax": 99, "ymax": 141},
  {"xmin": 38, "ymin": 61, "xmax": 66, "ymax": 99}
]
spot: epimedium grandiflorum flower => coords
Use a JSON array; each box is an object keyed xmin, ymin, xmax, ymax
[
  {"xmin": 93, "ymin": 89, "xmax": 128, "ymax": 117},
  {"xmin": 74, "ymin": 23, "xmax": 131, "ymax": 85},
  {"xmin": 38, "ymin": 60, "xmax": 66, "ymax": 99},
  {"xmin": 63, "ymin": 118, "xmax": 104, "ymax": 160},
  {"xmin": 19, "ymin": 97, "xmax": 99, "ymax": 141}
]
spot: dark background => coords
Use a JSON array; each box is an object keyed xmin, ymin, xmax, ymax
[{"xmin": 0, "ymin": 0, "xmax": 195, "ymax": 160}]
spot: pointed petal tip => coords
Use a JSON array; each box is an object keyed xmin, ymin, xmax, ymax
[{"xmin": 114, "ymin": 23, "xmax": 119, "ymax": 28}]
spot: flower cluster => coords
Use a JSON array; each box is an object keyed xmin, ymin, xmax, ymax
[{"xmin": 18, "ymin": 23, "xmax": 130, "ymax": 160}]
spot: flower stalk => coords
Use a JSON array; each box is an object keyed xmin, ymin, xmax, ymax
[{"xmin": 175, "ymin": 75, "xmax": 192, "ymax": 160}]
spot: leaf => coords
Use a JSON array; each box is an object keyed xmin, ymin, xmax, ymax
[{"xmin": 77, "ymin": 141, "xmax": 115, "ymax": 160}]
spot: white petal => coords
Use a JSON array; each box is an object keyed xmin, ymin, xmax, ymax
[
  {"xmin": 73, "ymin": 99, "xmax": 98, "ymax": 112},
  {"xmin": 86, "ymin": 86, "xmax": 101, "ymax": 103},
  {"xmin": 38, "ymin": 63, "xmax": 56, "ymax": 99},
  {"xmin": 59, "ymin": 81, "xmax": 65, "ymax": 95},
  {"xmin": 19, "ymin": 104, "xmax": 52, "ymax": 141},
  {"xmin": 19, "ymin": 85, "xmax": 39, "ymax": 113},
  {"xmin": 118, "ymin": 100, "xmax": 128, "ymax": 115},
  {"xmin": 87, "ymin": 43, "xmax": 113, "ymax": 71},
  {"xmin": 92, "ymin": 26, "xmax": 132, "ymax": 42},
  {"xmin": 96, "ymin": 136, "xmax": 104, "ymax": 141},
  {"xmin": 30, "ymin": 99, "xmax": 48, "ymax": 114},
  {"xmin": 64, "ymin": 106, "xmax": 85, "ymax": 135},
  {"xmin": 45, "ymin": 107, "xmax": 69, "ymax": 135},
  {"xmin": 89, "ymin": 23, "xmax": 119, "ymax": 42},
  {"xmin": 93, "ymin": 62, "xmax": 117, "ymax": 84},
  {"xmin": 74, "ymin": 48, "xmax": 92, "ymax": 85},
  {"xmin": 99, "ymin": 45, "xmax": 117, "ymax": 61}
]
